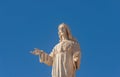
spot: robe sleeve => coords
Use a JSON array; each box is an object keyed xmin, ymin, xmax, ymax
[
  {"xmin": 39, "ymin": 51, "xmax": 53, "ymax": 66},
  {"xmin": 73, "ymin": 42, "xmax": 81, "ymax": 70},
  {"xmin": 39, "ymin": 46, "xmax": 56, "ymax": 66},
  {"xmin": 49, "ymin": 47, "xmax": 56, "ymax": 58}
]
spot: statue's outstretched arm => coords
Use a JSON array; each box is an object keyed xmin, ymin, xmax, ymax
[{"xmin": 30, "ymin": 48, "xmax": 53, "ymax": 66}]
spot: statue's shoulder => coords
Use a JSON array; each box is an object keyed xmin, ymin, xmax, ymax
[
  {"xmin": 67, "ymin": 40, "xmax": 79, "ymax": 45},
  {"xmin": 73, "ymin": 41, "xmax": 80, "ymax": 51},
  {"xmin": 53, "ymin": 42, "xmax": 61, "ymax": 49}
]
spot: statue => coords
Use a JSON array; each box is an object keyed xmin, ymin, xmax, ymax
[{"xmin": 30, "ymin": 23, "xmax": 81, "ymax": 77}]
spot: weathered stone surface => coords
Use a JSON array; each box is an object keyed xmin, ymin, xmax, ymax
[{"xmin": 31, "ymin": 23, "xmax": 81, "ymax": 77}]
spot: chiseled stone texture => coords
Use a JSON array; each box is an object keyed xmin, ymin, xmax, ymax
[{"xmin": 31, "ymin": 23, "xmax": 81, "ymax": 77}]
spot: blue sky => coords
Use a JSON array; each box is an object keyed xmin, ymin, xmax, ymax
[{"xmin": 0, "ymin": 0, "xmax": 120, "ymax": 77}]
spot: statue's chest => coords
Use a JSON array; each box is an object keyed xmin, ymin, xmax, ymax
[{"xmin": 57, "ymin": 41, "xmax": 74, "ymax": 53}]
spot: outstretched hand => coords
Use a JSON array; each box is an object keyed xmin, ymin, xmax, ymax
[{"xmin": 30, "ymin": 48, "xmax": 43, "ymax": 56}]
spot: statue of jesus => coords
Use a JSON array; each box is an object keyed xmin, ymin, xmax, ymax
[{"xmin": 31, "ymin": 23, "xmax": 81, "ymax": 77}]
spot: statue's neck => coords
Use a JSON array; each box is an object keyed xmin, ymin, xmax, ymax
[{"xmin": 62, "ymin": 36, "xmax": 68, "ymax": 41}]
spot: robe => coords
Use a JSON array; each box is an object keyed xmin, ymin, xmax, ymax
[{"xmin": 39, "ymin": 40, "xmax": 81, "ymax": 77}]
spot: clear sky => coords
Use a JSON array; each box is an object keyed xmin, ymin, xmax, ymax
[{"xmin": 0, "ymin": 0, "xmax": 120, "ymax": 77}]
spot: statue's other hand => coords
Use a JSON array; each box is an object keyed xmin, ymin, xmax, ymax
[{"xmin": 73, "ymin": 52, "xmax": 80, "ymax": 62}]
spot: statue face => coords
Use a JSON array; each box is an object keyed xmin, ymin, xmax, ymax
[{"xmin": 58, "ymin": 25, "xmax": 67, "ymax": 39}]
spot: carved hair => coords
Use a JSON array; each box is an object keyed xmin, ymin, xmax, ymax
[{"xmin": 58, "ymin": 23, "xmax": 77, "ymax": 42}]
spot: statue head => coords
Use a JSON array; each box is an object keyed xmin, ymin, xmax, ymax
[{"xmin": 58, "ymin": 23, "xmax": 76, "ymax": 42}]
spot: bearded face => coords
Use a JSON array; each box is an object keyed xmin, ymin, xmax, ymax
[{"xmin": 58, "ymin": 25, "xmax": 68, "ymax": 41}]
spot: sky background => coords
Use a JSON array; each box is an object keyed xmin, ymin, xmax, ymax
[{"xmin": 0, "ymin": 0, "xmax": 120, "ymax": 77}]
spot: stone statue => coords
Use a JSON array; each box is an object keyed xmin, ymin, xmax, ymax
[{"xmin": 30, "ymin": 23, "xmax": 81, "ymax": 77}]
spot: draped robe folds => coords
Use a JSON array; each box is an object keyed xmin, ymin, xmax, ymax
[{"xmin": 39, "ymin": 40, "xmax": 81, "ymax": 77}]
